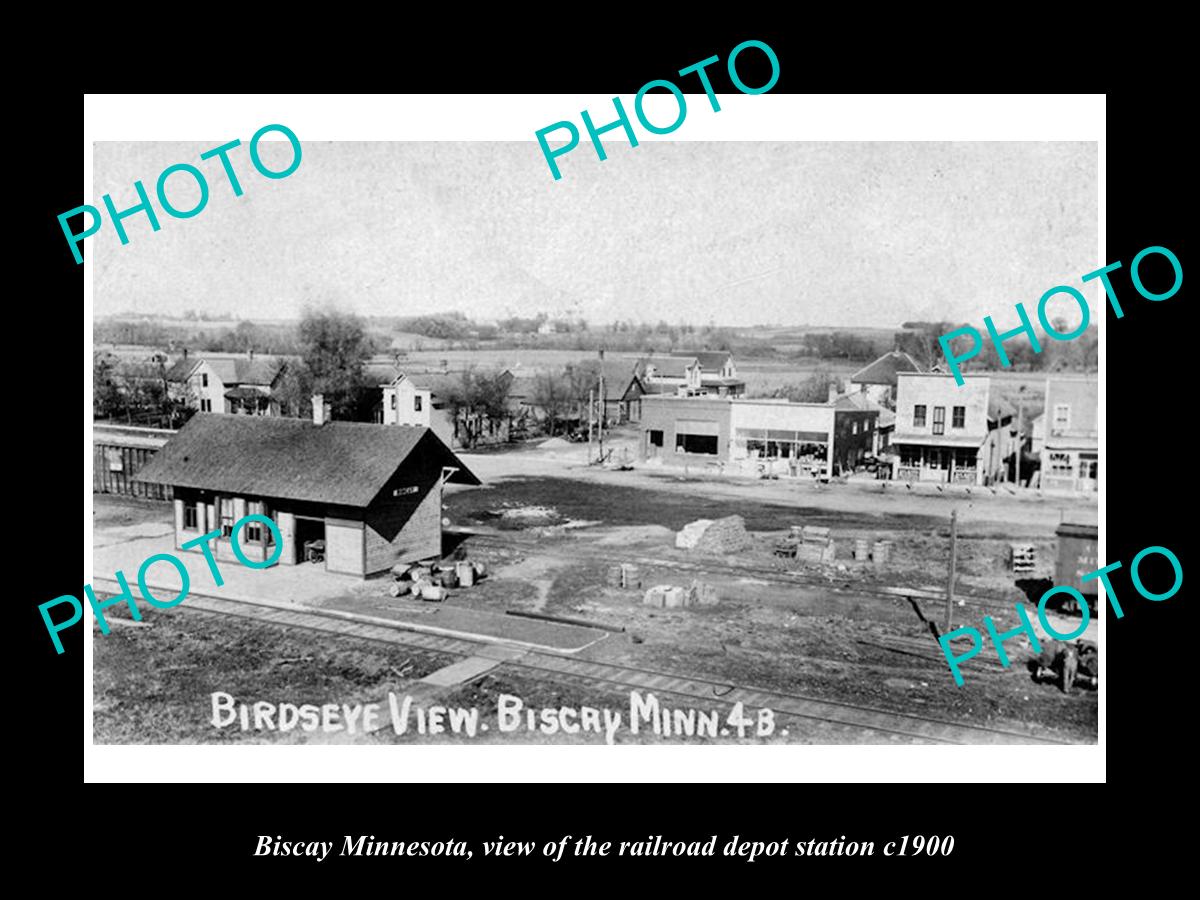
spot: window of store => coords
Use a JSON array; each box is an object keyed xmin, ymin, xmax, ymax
[{"xmin": 932, "ymin": 406, "xmax": 946, "ymax": 435}]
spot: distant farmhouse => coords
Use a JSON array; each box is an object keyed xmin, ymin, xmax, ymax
[
  {"xmin": 135, "ymin": 413, "xmax": 480, "ymax": 578},
  {"xmin": 166, "ymin": 351, "xmax": 290, "ymax": 416}
]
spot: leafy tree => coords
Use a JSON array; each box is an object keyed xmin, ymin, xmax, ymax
[
  {"xmin": 530, "ymin": 370, "xmax": 574, "ymax": 436},
  {"xmin": 767, "ymin": 367, "xmax": 840, "ymax": 403},
  {"xmin": 444, "ymin": 368, "xmax": 511, "ymax": 447},
  {"xmin": 274, "ymin": 363, "xmax": 313, "ymax": 419},
  {"xmin": 93, "ymin": 352, "xmax": 123, "ymax": 419},
  {"xmin": 297, "ymin": 309, "xmax": 372, "ymax": 420},
  {"xmin": 895, "ymin": 322, "xmax": 957, "ymax": 370}
]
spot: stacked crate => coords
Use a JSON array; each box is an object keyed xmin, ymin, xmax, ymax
[{"xmin": 1010, "ymin": 543, "xmax": 1037, "ymax": 575}]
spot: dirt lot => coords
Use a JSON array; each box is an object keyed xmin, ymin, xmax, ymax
[
  {"xmin": 92, "ymin": 461, "xmax": 1098, "ymax": 744},
  {"xmin": 92, "ymin": 607, "xmax": 457, "ymax": 744},
  {"xmin": 405, "ymin": 525, "xmax": 1096, "ymax": 742}
]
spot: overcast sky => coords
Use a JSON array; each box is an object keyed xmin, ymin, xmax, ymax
[{"xmin": 93, "ymin": 141, "xmax": 1097, "ymax": 328}]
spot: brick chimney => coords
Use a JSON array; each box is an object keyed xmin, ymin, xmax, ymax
[
  {"xmin": 311, "ymin": 393, "xmax": 331, "ymax": 425},
  {"xmin": 827, "ymin": 381, "xmax": 840, "ymax": 403}
]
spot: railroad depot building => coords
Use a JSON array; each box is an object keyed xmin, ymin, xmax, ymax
[
  {"xmin": 134, "ymin": 414, "xmax": 480, "ymax": 577},
  {"xmin": 639, "ymin": 395, "xmax": 877, "ymax": 476},
  {"xmin": 891, "ymin": 372, "xmax": 1015, "ymax": 485}
]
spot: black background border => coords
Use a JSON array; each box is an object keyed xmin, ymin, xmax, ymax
[{"xmin": 19, "ymin": 26, "xmax": 1186, "ymax": 883}]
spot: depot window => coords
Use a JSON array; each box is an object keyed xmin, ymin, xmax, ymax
[
  {"xmin": 244, "ymin": 501, "xmax": 265, "ymax": 542},
  {"xmin": 913, "ymin": 404, "xmax": 926, "ymax": 427},
  {"xmin": 952, "ymin": 406, "xmax": 965, "ymax": 428},
  {"xmin": 648, "ymin": 429, "xmax": 664, "ymax": 447}
]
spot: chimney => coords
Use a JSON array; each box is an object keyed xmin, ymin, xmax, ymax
[
  {"xmin": 249, "ymin": 348, "xmax": 255, "ymax": 360},
  {"xmin": 312, "ymin": 393, "xmax": 331, "ymax": 425},
  {"xmin": 827, "ymin": 382, "xmax": 840, "ymax": 404},
  {"xmin": 183, "ymin": 347, "xmax": 189, "ymax": 360}
]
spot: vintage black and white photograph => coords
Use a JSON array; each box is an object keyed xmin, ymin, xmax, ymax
[{"xmin": 89, "ymin": 139, "xmax": 1099, "ymax": 746}]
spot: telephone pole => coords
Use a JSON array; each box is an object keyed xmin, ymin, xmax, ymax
[
  {"xmin": 946, "ymin": 508, "xmax": 958, "ymax": 631},
  {"xmin": 597, "ymin": 348, "xmax": 605, "ymax": 464},
  {"xmin": 587, "ymin": 388, "xmax": 595, "ymax": 463}
]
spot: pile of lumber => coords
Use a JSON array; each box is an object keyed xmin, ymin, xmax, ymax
[
  {"xmin": 675, "ymin": 519, "xmax": 713, "ymax": 549},
  {"xmin": 676, "ymin": 515, "xmax": 752, "ymax": 554},
  {"xmin": 791, "ymin": 525, "xmax": 836, "ymax": 564},
  {"xmin": 1010, "ymin": 543, "xmax": 1036, "ymax": 574}
]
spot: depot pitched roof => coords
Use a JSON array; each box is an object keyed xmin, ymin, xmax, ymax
[{"xmin": 135, "ymin": 414, "xmax": 480, "ymax": 507}]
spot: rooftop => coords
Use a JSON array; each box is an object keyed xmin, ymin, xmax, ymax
[
  {"xmin": 671, "ymin": 350, "xmax": 731, "ymax": 372},
  {"xmin": 637, "ymin": 356, "xmax": 699, "ymax": 379},
  {"xmin": 168, "ymin": 353, "xmax": 288, "ymax": 386},
  {"xmin": 850, "ymin": 351, "xmax": 923, "ymax": 386},
  {"xmin": 135, "ymin": 414, "xmax": 479, "ymax": 507}
]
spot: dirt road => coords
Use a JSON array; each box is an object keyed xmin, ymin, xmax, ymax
[{"xmin": 457, "ymin": 442, "xmax": 1096, "ymax": 537}]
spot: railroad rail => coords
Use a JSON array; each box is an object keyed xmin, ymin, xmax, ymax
[{"xmin": 124, "ymin": 588, "xmax": 1071, "ymax": 746}]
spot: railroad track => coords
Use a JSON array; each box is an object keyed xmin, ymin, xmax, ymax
[{"xmin": 139, "ymin": 589, "xmax": 1068, "ymax": 746}]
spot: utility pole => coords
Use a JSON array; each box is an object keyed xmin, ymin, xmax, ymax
[
  {"xmin": 946, "ymin": 508, "xmax": 958, "ymax": 632},
  {"xmin": 587, "ymin": 388, "xmax": 594, "ymax": 463},
  {"xmin": 1015, "ymin": 384, "xmax": 1026, "ymax": 488},
  {"xmin": 597, "ymin": 348, "xmax": 605, "ymax": 464}
]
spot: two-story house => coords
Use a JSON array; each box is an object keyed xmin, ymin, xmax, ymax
[
  {"xmin": 166, "ymin": 352, "xmax": 288, "ymax": 416},
  {"xmin": 636, "ymin": 355, "xmax": 704, "ymax": 396},
  {"xmin": 1040, "ymin": 375, "xmax": 1098, "ymax": 492},
  {"xmin": 891, "ymin": 372, "xmax": 1014, "ymax": 485},
  {"xmin": 378, "ymin": 371, "xmax": 457, "ymax": 448},
  {"xmin": 849, "ymin": 350, "xmax": 923, "ymax": 408},
  {"xmin": 671, "ymin": 350, "xmax": 746, "ymax": 397}
]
